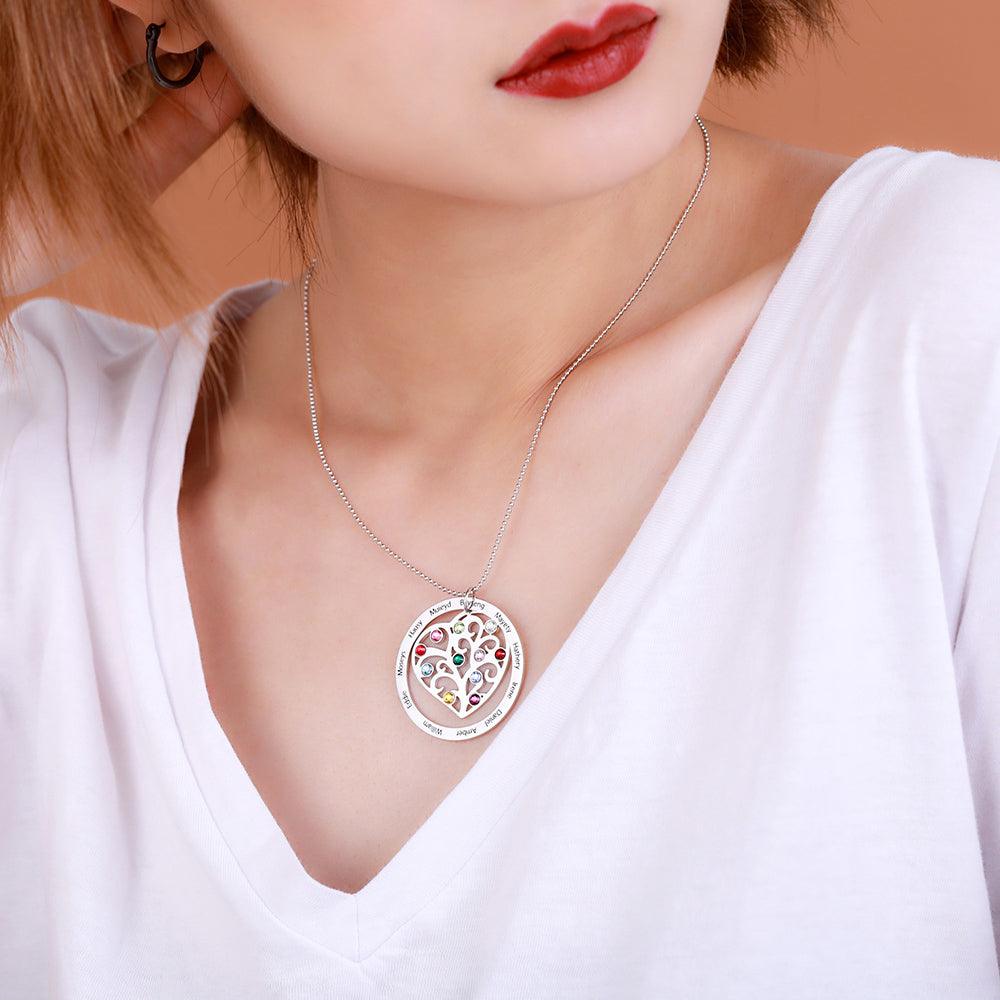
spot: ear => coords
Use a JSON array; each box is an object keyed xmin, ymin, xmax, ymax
[{"xmin": 106, "ymin": 2, "xmax": 207, "ymax": 55}]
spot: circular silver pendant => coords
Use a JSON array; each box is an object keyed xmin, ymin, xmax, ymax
[{"xmin": 395, "ymin": 596, "xmax": 525, "ymax": 741}]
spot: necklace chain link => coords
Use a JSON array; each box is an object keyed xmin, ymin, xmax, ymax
[{"xmin": 302, "ymin": 114, "xmax": 711, "ymax": 608}]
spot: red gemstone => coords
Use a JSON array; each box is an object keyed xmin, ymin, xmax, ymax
[
  {"xmin": 415, "ymin": 643, "xmax": 427, "ymax": 656},
  {"xmin": 495, "ymin": 648, "xmax": 506, "ymax": 660}
]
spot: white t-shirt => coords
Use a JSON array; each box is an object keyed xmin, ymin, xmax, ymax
[{"xmin": 3, "ymin": 143, "xmax": 1000, "ymax": 999}]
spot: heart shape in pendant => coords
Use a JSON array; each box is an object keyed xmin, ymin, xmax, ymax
[
  {"xmin": 413, "ymin": 610, "xmax": 509, "ymax": 719},
  {"xmin": 395, "ymin": 596, "xmax": 525, "ymax": 741}
]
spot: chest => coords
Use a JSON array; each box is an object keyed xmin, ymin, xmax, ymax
[
  {"xmin": 176, "ymin": 418, "xmax": 682, "ymax": 894},
  {"xmin": 170, "ymin": 252, "xmax": 826, "ymax": 897},
  {"xmin": 173, "ymin": 312, "xmax": 769, "ymax": 895},
  {"xmin": 34, "ymin": 278, "xmax": 995, "ymax": 987},
  {"xmin": 125, "ymin": 424, "xmax": 984, "ymax": 980}
]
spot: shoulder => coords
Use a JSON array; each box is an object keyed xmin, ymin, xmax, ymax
[
  {"xmin": 852, "ymin": 143, "xmax": 1000, "ymax": 228},
  {"xmin": 1, "ymin": 296, "xmax": 179, "ymax": 498},
  {"xmin": 0, "ymin": 279, "xmax": 280, "ymax": 509},
  {"xmin": 837, "ymin": 146, "xmax": 1000, "ymax": 408},
  {"xmin": 822, "ymin": 144, "xmax": 1000, "ymax": 300},
  {"xmin": 0, "ymin": 298, "xmax": 191, "ymax": 718},
  {"xmin": 0, "ymin": 296, "xmax": 177, "ymax": 842},
  {"xmin": 746, "ymin": 125, "xmax": 1000, "ymax": 292},
  {"xmin": 736, "ymin": 135, "xmax": 1000, "ymax": 611},
  {"xmin": 0, "ymin": 278, "xmax": 282, "ymax": 481},
  {"xmin": 785, "ymin": 143, "xmax": 1000, "ymax": 410},
  {"xmin": 0, "ymin": 296, "xmax": 189, "ymax": 590},
  {"xmin": 816, "ymin": 146, "xmax": 1000, "ymax": 605},
  {"xmin": 753, "ymin": 136, "xmax": 1000, "ymax": 439},
  {"xmin": 852, "ymin": 147, "xmax": 1000, "ymax": 404},
  {"xmin": 1, "ymin": 295, "xmax": 172, "ymax": 431},
  {"xmin": 2, "ymin": 294, "xmax": 171, "ymax": 398},
  {"xmin": 714, "ymin": 125, "xmax": 1000, "ymax": 309}
]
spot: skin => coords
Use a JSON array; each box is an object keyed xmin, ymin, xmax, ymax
[{"xmin": 105, "ymin": 1, "xmax": 855, "ymax": 895}]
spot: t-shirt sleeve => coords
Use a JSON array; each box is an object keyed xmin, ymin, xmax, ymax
[{"xmin": 953, "ymin": 429, "xmax": 1000, "ymax": 957}]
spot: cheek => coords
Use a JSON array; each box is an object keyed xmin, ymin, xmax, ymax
[
  {"xmin": 212, "ymin": 1, "xmax": 730, "ymax": 204},
  {"xmin": 217, "ymin": 1, "xmax": 484, "ymax": 178}
]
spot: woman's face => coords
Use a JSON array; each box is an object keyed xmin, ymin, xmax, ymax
[{"xmin": 196, "ymin": 1, "xmax": 729, "ymax": 204}]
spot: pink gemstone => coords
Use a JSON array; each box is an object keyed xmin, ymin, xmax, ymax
[
  {"xmin": 474, "ymin": 649, "xmax": 487, "ymax": 662},
  {"xmin": 429, "ymin": 628, "xmax": 444, "ymax": 643}
]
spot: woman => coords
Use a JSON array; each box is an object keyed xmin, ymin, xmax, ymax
[{"xmin": 2, "ymin": 0, "xmax": 998, "ymax": 996}]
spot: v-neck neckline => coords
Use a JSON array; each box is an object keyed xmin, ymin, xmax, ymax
[{"xmin": 141, "ymin": 146, "xmax": 896, "ymax": 965}]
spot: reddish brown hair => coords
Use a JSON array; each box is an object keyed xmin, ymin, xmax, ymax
[{"xmin": 0, "ymin": 0, "xmax": 840, "ymax": 367}]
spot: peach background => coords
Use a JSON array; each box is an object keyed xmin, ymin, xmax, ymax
[{"xmin": 29, "ymin": 0, "xmax": 1000, "ymax": 317}]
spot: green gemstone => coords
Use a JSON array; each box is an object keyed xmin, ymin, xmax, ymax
[
  {"xmin": 452, "ymin": 621, "xmax": 465, "ymax": 634},
  {"xmin": 453, "ymin": 653, "xmax": 464, "ymax": 666}
]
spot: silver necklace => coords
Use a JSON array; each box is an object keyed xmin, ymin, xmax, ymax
[{"xmin": 302, "ymin": 114, "xmax": 711, "ymax": 742}]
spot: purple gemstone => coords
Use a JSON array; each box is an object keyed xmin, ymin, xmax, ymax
[{"xmin": 469, "ymin": 693, "xmax": 481, "ymax": 706}]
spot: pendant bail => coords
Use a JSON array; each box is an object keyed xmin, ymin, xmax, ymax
[{"xmin": 461, "ymin": 586, "xmax": 476, "ymax": 613}]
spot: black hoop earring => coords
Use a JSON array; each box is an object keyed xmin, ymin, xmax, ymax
[{"xmin": 145, "ymin": 21, "xmax": 206, "ymax": 90}]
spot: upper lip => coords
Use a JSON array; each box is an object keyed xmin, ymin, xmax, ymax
[{"xmin": 496, "ymin": 4, "xmax": 658, "ymax": 81}]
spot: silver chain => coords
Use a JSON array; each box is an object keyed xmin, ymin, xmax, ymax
[{"xmin": 303, "ymin": 114, "xmax": 711, "ymax": 612}]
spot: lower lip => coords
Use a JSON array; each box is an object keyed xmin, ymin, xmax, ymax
[{"xmin": 495, "ymin": 18, "xmax": 657, "ymax": 99}]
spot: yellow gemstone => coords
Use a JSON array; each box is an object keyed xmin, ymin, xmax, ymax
[{"xmin": 442, "ymin": 691, "xmax": 456, "ymax": 704}]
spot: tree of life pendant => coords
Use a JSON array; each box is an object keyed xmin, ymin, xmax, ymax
[{"xmin": 395, "ymin": 596, "xmax": 524, "ymax": 742}]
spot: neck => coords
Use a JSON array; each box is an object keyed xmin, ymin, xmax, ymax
[{"xmin": 245, "ymin": 118, "xmax": 711, "ymax": 450}]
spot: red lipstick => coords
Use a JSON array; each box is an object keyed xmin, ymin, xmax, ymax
[{"xmin": 495, "ymin": 4, "xmax": 658, "ymax": 99}]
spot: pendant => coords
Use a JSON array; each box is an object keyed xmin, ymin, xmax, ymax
[{"xmin": 395, "ymin": 596, "xmax": 524, "ymax": 742}]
